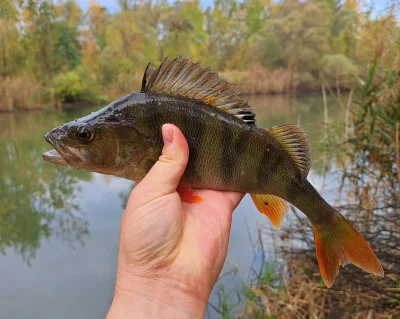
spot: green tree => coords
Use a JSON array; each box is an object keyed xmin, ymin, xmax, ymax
[
  {"xmin": 22, "ymin": 0, "xmax": 57, "ymax": 77},
  {"xmin": 208, "ymin": 0, "xmax": 248, "ymax": 70},
  {"xmin": 54, "ymin": 21, "xmax": 82, "ymax": 71},
  {"xmin": 0, "ymin": 0, "xmax": 19, "ymax": 76},
  {"xmin": 245, "ymin": 0, "xmax": 268, "ymax": 37},
  {"xmin": 160, "ymin": 0, "xmax": 207, "ymax": 62},
  {"xmin": 271, "ymin": 0, "xmax": 333, "ymax": 90}
]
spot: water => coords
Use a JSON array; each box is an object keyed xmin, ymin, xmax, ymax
[{"xmin": 0, "ymin": 94, "xmax": 342, "ymax": 318}]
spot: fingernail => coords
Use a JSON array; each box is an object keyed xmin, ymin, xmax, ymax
[{"xmin": 162, "ymin": 124, "xmax": 174, "ymax": 148}]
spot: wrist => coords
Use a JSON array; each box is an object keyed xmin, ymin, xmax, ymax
[{"xmin": 107, "ymin": 268, "xmax": 207, "ymax": 319}]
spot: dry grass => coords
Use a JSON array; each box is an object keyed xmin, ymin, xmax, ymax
[
  {"xmin": 102, "ymin": 72, "xmax": 143, "ymax": 101},
  {"xmin": 0, "ymin": 77, "xmax": 56, "ymax": 112},
  {"xmin": 222, "ymin": 67, "xmax": 299, "ymax": 95},
  {"xmin": 240, "ymin": 256, "xmax": 400, "ymax": 319},
  {"xmin": 237, "ymin": 203, "xmax": 400, "ymax": 319}
]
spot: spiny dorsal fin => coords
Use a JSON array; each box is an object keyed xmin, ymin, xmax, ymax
[
  {"xmin": 141, "ymin": 62, "xmax": 156, "ymax": 91},
  {"xmin": 141, "ymin": 57, "xmax": 256, "ymax": 126},
  {"xmin": 266, "ymin": 124, "xmax": 311, "ymax": 178},
  {"xmin": 250, "ymin": 194, "xmax": 288, "ymax": 229}
]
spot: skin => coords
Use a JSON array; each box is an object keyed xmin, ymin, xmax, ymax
[{"xmin": 106, "ymin": 124, "xmax": 244, "ymax": 318}]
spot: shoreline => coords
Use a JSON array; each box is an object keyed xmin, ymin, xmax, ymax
[{"xmin": 0, "ymin": 89, "xmax": 342, "ymax": 114}]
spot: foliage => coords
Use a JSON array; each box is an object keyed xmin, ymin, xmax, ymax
[
  {"xmin": 52, "ymin": 67, "xmax": 103, "ymax": 102},
  {"xmin": 329, "ymin": 52, "xmax": 400, "ymax": 212},
  {"xmin": 0, "ymin": 0, "xmax": 398, "ymax": 111},
  {"xmin": 212, "ymin": 262, "xmax": 286, "ymax": 318},
  {"xmin": 211, "ymin": 50, "xmax": 400, "ymax": 318}
]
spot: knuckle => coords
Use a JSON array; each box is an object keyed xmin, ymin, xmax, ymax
[{"xmin": 158, "ymin": 154, "xmax": 187, "ymax": 170}]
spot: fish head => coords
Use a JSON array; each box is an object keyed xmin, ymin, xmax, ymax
[{"xmin": 43, "ymin": 104, "xmax": 158, "ymax": 178}]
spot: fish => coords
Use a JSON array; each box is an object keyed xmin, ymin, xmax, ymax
[{"xmin": 43, "ymin": 57, "xmax": 383, "ymax": 287}]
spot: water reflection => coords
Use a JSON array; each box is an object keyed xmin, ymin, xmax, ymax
[
  {"xmin": 249, "ymin": 93, "xmax": 343, "ymax": 175},
  {"xmin": 0, "ymin": 112, "xmax": 91, "ymax": 264}
]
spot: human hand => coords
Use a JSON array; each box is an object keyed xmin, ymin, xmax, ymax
[{"xmin": 106, "ymin": 124, "xmax": 244, "ymax": 319}]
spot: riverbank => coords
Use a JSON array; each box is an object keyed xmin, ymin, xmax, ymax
[{"xmin": 0, "ymin": 68, "xmax": 342, "ymax": 113}]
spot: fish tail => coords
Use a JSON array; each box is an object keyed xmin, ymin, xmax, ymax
[{"xmin": 311, "ymin": 209, "xmax": 384, "ymax": 287}]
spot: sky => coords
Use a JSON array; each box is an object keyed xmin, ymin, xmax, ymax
[{"xmin": 75, "ymin": 0, "xmax": 393, "ymax": 13}]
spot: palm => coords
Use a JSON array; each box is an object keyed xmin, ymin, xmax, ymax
[
  {"xmin": 117, "ymin": 124, "xmax": 245, "ymax": 304},
  {"xmin": 120, "ymin": 188, "xmax": 244, "ymax": 301},
  {"xmin": 179, "ymin": 190, "xmax": 243, "ymax": 290}
]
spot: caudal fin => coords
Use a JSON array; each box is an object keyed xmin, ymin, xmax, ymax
[{"xmin": 312, "ymin": 212, "xmax": 384, "ymax": 287}]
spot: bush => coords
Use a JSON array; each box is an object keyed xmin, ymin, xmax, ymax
[{"xmin": 52, "ymin": 67, "xmax": 104, "ymax": 103}]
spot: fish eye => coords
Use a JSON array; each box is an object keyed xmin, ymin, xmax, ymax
[{"xmin": 76, "ymin": 125, "xmax": 94, "ymax": 143}]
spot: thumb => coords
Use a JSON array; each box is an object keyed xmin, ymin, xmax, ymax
[{"xmin": 129, "ymin": 124, "xmax": 189, "ymax": 207}]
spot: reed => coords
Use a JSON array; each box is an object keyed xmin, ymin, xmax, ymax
[
  {"xmin": 102, "ymin": 72, "xmax": 143, "ymax": 101},
  {"xmin": 212, "ymin": 57, "xmax": 400, "ymax": 319},
  {"xmin": 0, "ymin": 77, "xmax": 55, "ymax": 112},
  {"xmin": 222, "ymin": 67, "xmax": 299, "ymax": 95}
]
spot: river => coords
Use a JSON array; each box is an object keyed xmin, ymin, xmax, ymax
[{"xmin": 0, "ymin": 94, "xmax": 342, "ymax": 318}]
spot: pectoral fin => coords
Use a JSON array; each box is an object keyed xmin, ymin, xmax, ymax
[
  {"xmin": 250, "ymin": 194, "xmax": 288, "ymax": 229},
  {"xmin": 177, "ymin": 186, "xmax": 204, "ymax": 203}
]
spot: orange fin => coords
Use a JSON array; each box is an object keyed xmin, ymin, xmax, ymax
[
  {"xmin": 312, "ymin": 213, "xmax": 384, "ymax": 287},
  {"xmin": 177, "ymin": 186, "xmax": 204, "ymax": 203},
  {"xmin": 250, "ymin": 194, "xmax": 288, "ymax": 229}
]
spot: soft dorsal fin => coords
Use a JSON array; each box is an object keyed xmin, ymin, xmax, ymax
[
  {"xmin": 141, "ymin": 57, "xmax": 256, "ymax": 126},
  {"xmin": 266, "ymin": 124, "xmax": 311, "ymax": 178}
]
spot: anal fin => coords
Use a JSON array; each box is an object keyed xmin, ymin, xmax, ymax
[{"xmin": 250, "ymin": 194, "xmax": 288, "ymax": 229}]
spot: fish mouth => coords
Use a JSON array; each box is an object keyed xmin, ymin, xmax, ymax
[
  {"xmin": 43, "ymin": 132, "xmax": 83, "ymax": 167},
  {"xmin": 42, "ymin": 149, "xmax": 69, "ymax": 166}
]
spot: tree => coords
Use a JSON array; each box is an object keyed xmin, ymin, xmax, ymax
[
  {"xmin": 0, "ymin": 0, "xmax": 19, "ymax": 76},
  {"xmin": 271, "ymin": 0, "xmax": 333, "ymax": 90},
  {"xmin": 22, "ymin": 0, "xmax": 57, "ymax": 77},
  {"xmin": 81, "ymin": 1, "xmax": 109, "ymax": 75}
]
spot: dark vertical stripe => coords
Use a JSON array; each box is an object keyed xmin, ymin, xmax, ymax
[
  {"xmin": 220, "ymin": 123, "xmax": 251, "ymax": 185},
  {"xmin": 234, "ymin": 128, "xmax": 251, "ymax": 160},
  {"xmin": 148, "ymin": 103, "xmax": 163, "ymax": 147},
  {"xmin": 184, "ymin": 109, "xmax": 205, "ymax": 182},
  {"xmin": 256, "ymin": 140, "xmax": 283, "ymax": 186},
  {"xmin": 220, "ymin": 121, "xmax": 233, "ymax": 184}
]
